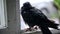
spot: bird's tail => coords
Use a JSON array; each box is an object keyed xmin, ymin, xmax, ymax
[{"xmin": 48, "ymin": 20, "xmax": 59, "ymax": 30}]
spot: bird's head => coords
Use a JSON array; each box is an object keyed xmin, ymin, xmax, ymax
[{"xmin": 23, "ymin": 2, "xmax": 32, "ymax": 9}]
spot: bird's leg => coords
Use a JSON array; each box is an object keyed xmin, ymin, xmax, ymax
[
  {"xmin": 25, "ymin": 26, "xmax": 38, "ymax": 32},
  {"xmin": 25, "ymin": 27, "xmax": 33, "ymax": 32},
  {"xmin": 25, "ymin": 28, "xmax": 32, "ymax": 31},
  {"xmin": 33, "ymin": 25, "xmax": 38, "ymax": 30}
]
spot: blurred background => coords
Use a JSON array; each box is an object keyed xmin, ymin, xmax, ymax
[{"xmin": 20, "ymin": 0, "xmax": 60, "ymax": 34}]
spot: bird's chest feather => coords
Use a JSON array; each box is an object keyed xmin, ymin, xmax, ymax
[{"xmin": 22, "ymin": 10, "xmax": 36, "ymax": 22}]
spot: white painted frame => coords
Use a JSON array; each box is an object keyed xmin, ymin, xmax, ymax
[{"xmin": 0, "ymin": 0, "xmax": 7, "ymax": 29}]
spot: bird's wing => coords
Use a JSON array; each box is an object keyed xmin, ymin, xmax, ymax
[
  {"xmin": 31, "ymin": 8, "xmax": 59, "ymax": 28},
  {"xmin": 31, "ymin": 8, "xmax": 48, "ymax": 20}
]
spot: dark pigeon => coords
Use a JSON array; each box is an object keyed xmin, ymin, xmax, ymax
[{"xmin": 21, "ymin": 2, "xmax": 59, "ymax": 34}]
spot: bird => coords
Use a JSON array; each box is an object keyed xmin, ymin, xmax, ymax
[{"xmin": 21, "ymin": 2, "xmax": 59, "ymax": 34}]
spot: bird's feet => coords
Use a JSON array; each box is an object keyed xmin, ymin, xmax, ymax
[
  {"xmin": 25, "ymin": 28, "xmax": 30, "ymax": 32},
  {"xmin": 24, "ymin": 28, "xmax": 33, "ymax": 32},
  {"xmin": 24, "ymin": 26, "xmax": 38, "ymax": 32},
  {"xmin": 24, "ymin": 27, "xmax": 38, "ymax": 33}
]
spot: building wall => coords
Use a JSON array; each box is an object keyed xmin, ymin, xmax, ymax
[{"xmin": 0, "ymin": 0, "xmax": 20, "ymax": 34}]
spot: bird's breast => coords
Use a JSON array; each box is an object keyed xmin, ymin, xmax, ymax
[{"xmin": 22, "ymin": 12, "xmax": 37, "ymax": 22}]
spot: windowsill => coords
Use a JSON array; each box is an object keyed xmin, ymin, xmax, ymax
[
  {"xmin": 0, "ymin": 25, "xmax": 7, "ymax": 29},
  {"xmin": 21, "ymin": 29, "xmax": 60, "ymax": 34},
  {"xmin": 21, "ymin": 26, "xmax": 60, "ymax": 34}
]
